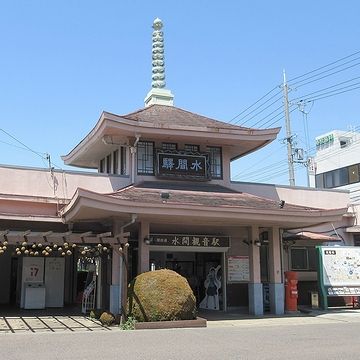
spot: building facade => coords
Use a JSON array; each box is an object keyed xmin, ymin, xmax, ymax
[
  {"xmin": 0, "ymin": 19, "xmax": 353, "ymax": 315},
  {"xmin": 310, "ymin": 129, "xmax": 360, "ymax": 245}
]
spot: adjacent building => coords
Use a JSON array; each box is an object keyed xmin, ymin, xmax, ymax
[{"xmin": 310, "ymin": 129, "xmax": 360, "ymax": 245}]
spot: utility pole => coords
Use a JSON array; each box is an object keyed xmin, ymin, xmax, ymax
[{"xmin": 282, "ymin": 70, "xmax": 295, "ymax": 186}]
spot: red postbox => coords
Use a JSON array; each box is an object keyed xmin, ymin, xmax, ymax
[{"xmin": 284, "ymin": 271, "xmax": 298, "ymax": 311}]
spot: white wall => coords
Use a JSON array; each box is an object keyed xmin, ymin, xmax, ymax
[
  {"xmin": 0, "ymin": 165, "xmax": 131, "ymax": 200},
  {"xmin": 230, "ymin": 181, "xmax": 349, "ymax": 209}
]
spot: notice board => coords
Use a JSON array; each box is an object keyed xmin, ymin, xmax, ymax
[
  {"xmin": 227, "ymin": 256, "xmax": 249, "ymax": 282},
  {"xmin": 318, "ymin": 246, "xmax": 360, "ymax": 308}
]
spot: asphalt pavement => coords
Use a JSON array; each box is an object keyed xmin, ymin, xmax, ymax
[{"xmin": 1, "ymin": 308, "xmax": 360, "ymax": 360}]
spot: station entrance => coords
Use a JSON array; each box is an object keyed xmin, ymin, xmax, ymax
[{"xmin": 149, "ymin": 251, "xmax": 224, "ymax": 310}]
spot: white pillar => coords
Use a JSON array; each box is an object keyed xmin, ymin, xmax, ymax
[
  {"xmin": 268, "ymin": 227, "xmax": 284, "ymax": 315},
  {"xmin": 109, "ymin": 220, "xmax": 122, "ymax": 315},
  {"xmin": 248, "ymin": 225, "xmax": 263, "ymax": 315},
  {"xmin": 109, "ymin": 249, "xmax": 121, "ymax": 314}
]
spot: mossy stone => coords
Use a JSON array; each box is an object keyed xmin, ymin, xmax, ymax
[
  {"xmin": 99, "ymin": 311, "xmax": 115, "ymax": 326},
  {"xmin": 127, "ymin": 269, "xmax": 196, "ymax": 322}
]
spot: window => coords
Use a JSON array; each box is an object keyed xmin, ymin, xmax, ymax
[
  {"xmin": 339, "ymin": 137, "xmax": 351, "ymax": 148},
  {"xmin": 317, "ymin": 162, "xmax": 360, "ymax": 189},
  {"xmin": 338, "ymin": 167, "xmax": 349, "ymax": 186},
  {"xmin": 315, "ymin": 173, "xmax": 324, "ymax": 188},
  {"xmin": 112, "ymin": 150, "xmax": 119, "ymax": 174},
  {"xmin": 99, "ymin": 158, "xmax": 105, "ymax": 173},
  {"xmin": 106, "ymin": 155, "xmax": 111, "ymax": 173},
  {"xmin": 290, "ymin": 247, "xmax": 317, "ymax": 271},
  {"xmin": 137, "ymin": 141, "xmax": 154, "ymax": 175},
  {"xmin": 207, "ymin": 146, "xmax": 222, "ymax": 179},
  {"xmin": 162, "ymin": 143, "xmax": 177, "ymax": 151},
  {"xmin": 184, "ymin": 144, "xmax": 200, "ymax": 152},
  {"xmin": 354, "ymin": 234, "xmax": 360, "ymax": 246},
  {"xmin": 307, "ymin": 248, "xmax": 317, "ymax": 270},
  {"xmin": 333, "ymin": 168, "xmax": 348, "ymax": 187},
  {"xmin": 324, "ymin": 172, "xmax": 333, "ymax": 188},
  {"xmin": 120, "ymin": 147, "xmax": 126, "ymax": 175}
]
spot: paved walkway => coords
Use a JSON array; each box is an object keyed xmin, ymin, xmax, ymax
[
  {"xmin": 2, "ymin": 307, "xmax": 360, "ymax": 334},
  {"xmin": 204, "ymin": 307, "xmax": 360, "ymax": 328},
  {"xmin": 0, "ymin": 315, "xmax": 119, "ymax": 333}
]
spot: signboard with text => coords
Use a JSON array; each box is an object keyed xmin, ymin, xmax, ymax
[
  {"xmin": 227, "ymin": 256, "xmax": 250, "ymax": 282},
  {"xmin": 149, "ymin": 234, "xmax": 230, "ymax": 248},
  {"xmin": 156, "ymin": 152, "xmax": 209, "ymax": 180},
  {"xmin": 317, "ymin": 246, "xmax": 360, "ymax": 309},
  {"xmin": 316, "ymin": 133, "xmax": 334, "ymax": 148},
  {"xmin": 320, "ymin": 246, "xmax": 360, "ymax": 296},
  {"xmin": 22, "ymin": 257, "xmax": 44, "ymax": 283}
]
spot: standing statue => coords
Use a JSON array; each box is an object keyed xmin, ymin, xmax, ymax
[{"xmin": 199, "ymin": 265, "xmax": 221, "ymax": 310}]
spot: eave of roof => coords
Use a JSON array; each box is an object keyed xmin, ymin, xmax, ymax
[
  {"xmin": 61, "ymin": 105, "xmax": 280, "ymax": 168},
  {"xmin": 60, "ymin": 183, "xmax": 347, "ymax": 227},
  {"xmin": 283, "ymin": 231, "xmax": 342, "ymax": 242}
]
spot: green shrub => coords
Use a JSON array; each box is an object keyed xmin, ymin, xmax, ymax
[
  {"xmin": 120, "ymin": 316, "xmax": 136, "ymax": 330},
  {"xmin": 127, "ymin": 269, "xmax": 196, "ymax": 322},
  {"xmin": 99, "ymin": 311, "xmax": 115, "ymax": 326}
]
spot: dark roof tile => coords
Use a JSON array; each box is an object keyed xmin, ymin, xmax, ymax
[
  {"xmin": 119, "ymin": 104, "xmax": 252, "ymax": 130},
  {"xmin": 107, "ymin": 183, "xmax": 319, "ymax": 212}
]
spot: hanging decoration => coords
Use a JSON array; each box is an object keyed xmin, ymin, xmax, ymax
[
  {"xmin": 0, "ymin": 240, "xmax": 8, "ymax": 255},
  {"xmin": 79, "ymin": 243, "xmax": 111, "ymax": 258},
  {"xmin": 14, "ymin": 240, "xmax": 77, "ymax": 256}
]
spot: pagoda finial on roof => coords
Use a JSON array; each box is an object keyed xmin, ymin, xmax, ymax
[
  {"xmin": 144, "ymin": 18, "xmax": 174, "ymax": 107},
  {"xmin": 151, "ymin": 18, "xmax": 165, "ymax": 88}
]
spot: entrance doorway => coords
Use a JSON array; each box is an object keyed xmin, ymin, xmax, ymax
[{"xmin": 149, "ymin": 251, "xmax": 223, "ymax": 309}]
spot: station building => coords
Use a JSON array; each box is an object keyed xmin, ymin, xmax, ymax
[{"xmin": 0, "ymin": 19, "xmax": 352, "ymax": 315}]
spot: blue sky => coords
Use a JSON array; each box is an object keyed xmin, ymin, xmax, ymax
[{"xmin": 1, "ymin": 1, "xmax": 359, "ymax": 186}]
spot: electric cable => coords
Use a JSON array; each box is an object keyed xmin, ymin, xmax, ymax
[
  {"xmin": 302, "ymin": 85, "xmax": 360, "ymax": 103},
  {"xmin": 290, "ymin": 59, "xmax": 360, "ymax": 87},
  {"xmin": 288, "ymin": 50, "xmax": 360, "ymax": 83},
  {"xmin": 233, "ymin": 93, "xmax": 283, "ymax": 126},
  {"xmin": 0, "ymin": 127, "xmax": 63, "ymax": 170},
  {"xmin": 229, "ymin": 85, "xmax": 281, "ymax": 123},
  {"xmin": 291, "ymin": 76, "xmax": 360, "ymax": 101}
]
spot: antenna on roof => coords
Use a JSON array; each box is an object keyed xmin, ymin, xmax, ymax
[{"xmin": 144, "ymin": 18, "xmax": 174, "ymax": 107}]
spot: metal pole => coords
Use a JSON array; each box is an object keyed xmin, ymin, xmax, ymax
[{"xmin": 282, "ymin": 70, "xmax": 295, "ymax": 186}]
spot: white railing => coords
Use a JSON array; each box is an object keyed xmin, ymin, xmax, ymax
[{"xmin": 81, "ymin": 275, "xmax": 96, "ymax": 314}]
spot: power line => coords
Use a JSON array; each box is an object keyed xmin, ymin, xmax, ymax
[
  {"xmin": 0, "ymin": 127, "xmax": 63, "ymax": 170},
  {"xmin": 233, "ymin": 92, "xmax": 283, "ymax": 126},
  {"xmin": 249, "ymin": 163, "xmax": 304, "ymax": 183},
  {"xmin": 291, "ymin": 76, "xmax": 360, "ymax": 102},
  {"xmin": 240, "ymin": 164, "xmax": 289, "ymax": 182},
  {"xmin": 230, "ymin": 51, "xmax": 360, "ymax": 130},
  {"xmin": 243, "ymin": 102, "xmax": 284, "ymax": 128},
  {"xmin": 302, "ymin": 84, "xmax": 360, "ymax": 103},
  {"xmin": 0, "ymin": 139, "xmax": 32, "ymax": 152},
  {"xmin": 229, "ymin": 85, "xmax": 281, "ymax": 123},
  {"xmin": 288, "ymin": 50, "xmax": 360, "ymax": 83},
  {"xmin": 247, "ymin": 164, "xmax": 301, "ymax": 183},
  {"xmin": 265, "ymin": 107, "xmax": 297, "ymax": 129},
  {"xmin": 0, "ymin": 128, "xmax": 47, "ymax": 160},
  {"xmin": 290, "ymin": 58, "xmax": 360, "ymax": 87},
  {"xmin": 233, "ymin": 159, "xmax": 288, "ymax": 180},
  {"xmin": 293, "ymin": 62, "xmax": 360, "ymax": 89}
]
